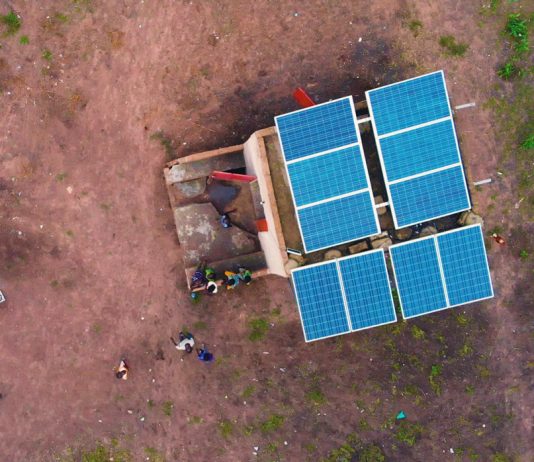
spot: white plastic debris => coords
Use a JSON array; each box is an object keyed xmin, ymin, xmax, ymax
[
  {"xmin": 127, "ymin": 409, "xmax": 133, "ymax": 414},
  {"xmin": 358, "ymin": 37, "xmax": 362, "ymax": 42},
  {"xmin": 450, "ymin": 448, "xmax": 454, "ymax": 454}
]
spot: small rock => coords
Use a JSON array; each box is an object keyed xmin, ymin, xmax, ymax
[
  {"xmin": 349, "ymin": 241, "xmax": 369, "ymax": 254},
  {"xmin": 289, "ymin": 253, "xmax": 305, "ymax": 264},
  {"xmin": 457, "ymin": 211, "xmax": 484, "ymax": 226},
  {"xmin": 127, "ymin": 409, "xmax": 133, "ymax": 414},
  {"xmin": 66, "ymin": 186, "xmax": 73, "ymax": 194},
  {"xmin": 419, "ymin": 226, "xmax": 437, "ymax": 237},
  {"xmin": 394, "ymin": 227, "xmax": 413, "ymax": 241},
  {"xmin": 371, "ymin": 237, "xmax": 392, "ymax": 249},
  {"xmin": 324, "ymin": 249, "xmax": 342, "ymax": 260},
  {"xmin": 284, "ymin": 258, "xmax": 299, "ymax": 274},
  {"xmin": 371, "ymin": 231, "xmax": 389, "ymax": 241}
]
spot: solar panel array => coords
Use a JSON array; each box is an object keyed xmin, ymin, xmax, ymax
[
  {"xmin": 291, "ymin": 250, "xmax": 397, "ymax": 342},
  {"xmin": 366, "ymin": 71, "xmax": 471, "ymax": 228},
  {"xmin": 275, "ymin": 97, "xmax": 380, "ymax": 253},
  {"xmin": 390, "ymin": 225, "xmax": 494, "ymax": 319}
]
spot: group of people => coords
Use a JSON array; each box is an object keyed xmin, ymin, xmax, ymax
[
  {"xmin": 190, "ymin": 260, "xmax": 253, "ymax": 296},
  {"xmin": 115, "ymin": 331, "xmax": 213, "ymax": 380}
]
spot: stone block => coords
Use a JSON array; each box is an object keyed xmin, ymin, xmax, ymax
[{"xmin": 348, "ymin": 241, "xmax": 369, "ymax": 254}]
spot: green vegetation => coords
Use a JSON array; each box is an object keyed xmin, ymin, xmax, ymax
[
  {"xmin": 1, "ymin": 11, "xmax": 21, "ymax": 35},
  {"xmin": 429, "ymin": 364, "xmax": 443, "ymax": 395},
  {"xmin": 519, "ymin": 249, "xmax": 529, "ymax": 260},
  {"xmin": 92, "ymin": 323, "xmax": 101, "ymax": 334},
  {"xmin": 42, "ymin": 49, "xmax": 53, "ymax": 61},
  {"xmin": 408, "ymin": 19, "xmax": 422, "ymax": 37},
  {"xmin": 359, "ymin": 444, "xmax": 386, "ymax": 462},
  {"xmin": 505, "ymin": 13, "xmax": 530, "ymax": 54},
  {"xmin": 161, "ymin": 400, "xmax": 174, "ymax": 417},
  {"xmin": 56, "ymin": 442, "xmax": 132, "ymax": 462},
  {"xmin": 411, "ymin": 325, "xmax": 426, "ymax": 340},
  {"xmin": 19, "ymin": 34, "xmax": 29, "ymax": 44},
  {"xmin": 144, "ymin": 447, "xmax": 165, "ymax": 462},
  {"xmin": 150, "ymin": 131, "xmax": 175, "ymax": 161},
  {"xmin": 147, "ymin": 399, "xmax": 154, "ymax": 408},
  {"xmin": 497, "ymin": 62, "xmax": 521, "ymax": 80},
  {"xmin": 218, "ymin": 419, "xmax": 234, "ymax": 439},
  {"xmin": 459, "ymin": 341, "xmax": 473, "ymax": 357},
  {"xmin": 192, "ymin": 320, "xmax": 207, "ymax": 330},
  {"xmin": 188, "ymin": 415, "xmax": 203, "ymax": 424},
  {"xmin": 492, "ymin": 452, "xmax": 511, "ymax": 462},
  {"xmin": 465, "ymin": 384, "xmax": 475, "ymax": 395},
  {"xmin": 395, "ymin": 421, "xmax": 423, "ymax": 447},
  {"xmin": 480, "ymin": 0, "xmax": 501, "ymax": 16},
  {"xmin": 56, "ymin": 172, "xmax": 67, "ymax": 181},
  {"xmin": 54, "ymin": 12, "xmax": 69, "ymax": 23},
  {"xmin": 248, "ymin": 317, "xmax": 269, "ymax": 341},
  {"xmin": 260, "ymin": 414, "xmax": 285, "ymax": 433},
  {"xmin": 455, "ymin": 312, "xmax": 470, "ymax": 327},
  {"xmin": 521, "ymin": 134, "xmax": 534, "ymax": 149},
  {"xmin": 65, "ymin": 229, "xmax": 74, "ymax": 237},
  {"xmin": 241, "ymin": 384, "xmax": 255, "ymax": 399},
  {"xmin": 306, "ymin": 388, "xmax": 326, "ymax": 406},
  {"xmin": 321, "ymin": 434, "xmax": 360, "ymax": 462},
  {"xmin": 439, "ymin": 35, "xmax": 469, "ymax": 56}
]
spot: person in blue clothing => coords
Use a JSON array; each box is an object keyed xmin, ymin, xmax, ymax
[{"xmin": 196, "ymin": 346, "xmax": 214, "ymax": 362}]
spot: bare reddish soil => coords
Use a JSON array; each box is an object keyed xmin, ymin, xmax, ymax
[{"xmin": 0, "ymin": 1, "xmax": 532, "ymax": 461}]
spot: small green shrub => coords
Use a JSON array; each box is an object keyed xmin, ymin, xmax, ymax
[
  {"xmin": 359, "ymin": 444, "xmax": 385, "ymax": 462},
  {"xmin": 42, "ymin": 49, "xmax": 53, "ymax": 61},
  {"xmin": 395, "ymin": 421, "xmax": 423, "ymax": 446},
  {"xmin": 408, "ymin": 20, "xmax": 422, "ymax": 37},
  {"xmin": 439, "ymin": 35, "xmax": 469, "ymax": 56},
  {"xmin": 218, "ymin": 419, "xmax": 234, "ymax": 439},
  {"xmin": 241, "ymin": 385, "xmax": 255, "ymax": 399},
  {"xmin": 411, "ymin": 325, "xmax": 426, "ymax": 340},
  {"xmin": 248, "ymin": 317, "xmax": 269, "ymax": 341},
  {"xmin": 19, "ymin": 34, "xmax": 29, "ymax": 44},
  {"xmin": 306, "ymin": 388, "xmax": 326, "ymax": 406},
  {"xmin": 519, "ymin": 249, "xmax": 529, "ymax": 260},
  {"xmin": 459, "ymin": 342, "xmax": 473, "ymax": 357},
  {"xmin": 429, "ymin": 364, "xmax": 443, "ymax": 395},
  {"xmin": 505, "ymin": 13, "xmax": 529, "ymax": 54},
  {"xmin": 498, "ymin": 62, "xmax": 521, "ymax": 80},
  {"xmin": 260, "ymin": 414, "xmax": 285, "ymax": 433},
  {"xmin": 161, "ymin": 400, "xmax": 174, "ymax": 417},
  {"xmin": 1, "ymin": 11, "xmax": 21, "ymax": 35},
  {"xmin": 143, "ymin": 447, "xmax": 165, "ymax": 462},
  {"xmin": 521, "ymin": 134, "xmax": 534, "ymax": 149},
  {"xmin": 492, "ymin": 453, "xmax": 511, "ymax": 462}
]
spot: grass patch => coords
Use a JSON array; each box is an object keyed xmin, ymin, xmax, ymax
[
  {"xmin": 492, "ymin": 453, "xmax": 511, "ymax": 462},
  {"xmin": 429, "ymin": 364, "xmax": 443, "ymax": 395},
  {"xmin": 218, "ymin": 419, "xmax": 234, "ymax": 439},
  {"xmin": 306, "ymin": 388, "xmax": 326, "ymax": 406},
  {"xmin": 248, "ymin": 317, "xmax": 269, "ymax": 341},
  {"xmin": 188, "ymin": 415, "xmax": 203, "ymax": 424},
  {"xmin": 19, "ymin": 34, "xmax": 29, "ymax": 44},
  {"xmin": 408, "ymin": 19, "xmax": 422, "ymax": 37},
  {"xmin": 54, "ymin": 12, "xmax": 69, "ymax": 23},
  {"xmin": 241, "ymin": 385, "xmax": 255, "ymax": 399},
  {"xmin": 147, "ymin": 399, "xmax": 154, "ymax": 409},
  {"xmin": 455, "ymin": 312, "xmax": 470, "ymax": 327},
  {"xmin": 439, "ymin": 35, "xmax": 469, "ymax": 56},
  {"xmin": 57, "ymin": 442, "xmax": 132, "ymax": 462},
  {"xmin": 480, "ymin": 0, "xmax": 500, "ymax": 16},
  {"xmin": 65, "ymin": 229, "xmax": 74, "ymax": 237},
  {"xmin": 1, "ymin": 11, "xmax": 21, "ymax": 36},
  {"xmin": 359, "ymin": 444, "xmax": 386, "ymax": 462},
  {"xmin": 497, "ymin": 62, "xmax": 522, "ymax": 80},
  {"xmin": 519, "ymin": 249, "xmax": 529, "ymax": 260},
  {"xmin": 411, "ymin": 325, "xmax": 426, "ymax": 340},
  {"xmin": 42, "ymin": 49, "xmax": 53, "ymax": 61},
  {"xmin": 150, "ymin": 131, "xmax": 175, "ymax": 161},
  {"xmin": 56, "ymin": 172, "xmax": 67, "ymax": 181},
  {"xmin": 99, "ymin": 202, "xmax": 112, "ymax": 211},
  {"xmin": 521, "ymin": 134, "xmax": 534, "ymax": 150},
  {"xmin": 465, "ymin": 384, "xmax": 475, "ymax": 395},
  {"xmin": 395, "ymin": 421, "xmax": 423, "ymax": 447},
  {"xmin": 459, "ymin": 341, "xmax": 473, "ymax": 357},
  {"xmin": 260, "ymin": 414, "xmax": 285, "ymax": 433},
  {"xmin": 161, "ymin": 400, "xmax": 174, "ymax": 417},
  {"xmin": 92, "ymin": 323, "xmax": 102, "ymax": 334},
  {"xmin": 144, "ymin": 447, "xmax": 165, "ymax": 462},
  {"xmin": 505, "ymin": 13, "xmax": 530, "ymax": 54}
]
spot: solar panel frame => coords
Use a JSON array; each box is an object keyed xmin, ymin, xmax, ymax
[
  {"xmin": 275, "ymin": 96, "xmax": 380, "ymax": 253},
  {"xmin": 390, "ymin": 224, "xmax": 494, "ymax": 320},
  {"xmin": 337, "ymin": 249, "xmax": 398, "ymax": 332},
  {"xmin": 365, "ymin": 70, "xmax": 471, "ymax": 229}
]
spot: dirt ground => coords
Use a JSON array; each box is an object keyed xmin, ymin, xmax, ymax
[{"xmin": 0, "ymin": 1, "xmax": 533, "ymax": 461}]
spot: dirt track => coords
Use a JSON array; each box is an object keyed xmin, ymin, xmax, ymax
[{"xmin": 0, "ymin": 1, "xmax": 533, "ymax": 461}]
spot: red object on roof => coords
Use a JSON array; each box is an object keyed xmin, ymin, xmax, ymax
[
  {"xmin": 211, "ymin": 171, "xmax": 256, "ymax": 183},
  {"xmin": 293, "ymin": 87, "xmax": 316, "ymax": 108},
  {"xmin": 256, "ymin": 218, "xmax": 268, "ymax": 232}
]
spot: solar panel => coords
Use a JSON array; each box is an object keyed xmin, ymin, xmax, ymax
[
  {"xmin": 388, "ymin": 166, "xmax": 470, "ymax": 228},
  {"xmin": 275, "ymin": 97, "xmax": 380, "ymax": 253},
  {"xmin": 437, "ymin": 226, "xmax": 494, "ymax": 306},
  {"xmin": 366, "ymin": 70, "xmax": 471, "ymax": 229},
  {"xmin": 291, "ymin": 261, "xmax": 350, "ymax": 341},
  {"xmin": 338, "ymin": 250, "xmax": 397, "ymax": 330},
  {"xmin": 390, "ymin": 224, "xmax": 494, "ymax": 319},
  {"xmin": 275, "ymin": 98, "xmax": 359, "ymax": 161},
  {"xmin": 287, "ymin": 145, "xmax": 368, "ymax": 207}
]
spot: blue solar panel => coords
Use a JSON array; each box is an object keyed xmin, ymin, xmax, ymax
[
  {"xmin": 437, "ymin": 226, "xmax": 493, "ymax": 306},
  {"xmin": 292, "ymin": 261, "xmax": 349, "ymax": 341},
  {"xmin": 390, "ymin": 238, "xmax": 447, "ymax": 318},
  {"xmin": 379, "ymin": 119, "xmax": 461, "ymax": 181},
  {"xmin": 367, "ymin": 71, "xmax": 450, "ymax": 136},
  {"xmin": 389, "ymin": 166, "xmax": 470, "ymax": 228},
  {"xmin": 298, "ymin": 192, "xmax": 378, "ymax": 252},
  {"xmin": 287, "ymin": 145, "xmax": 368, "ymax": 207},
  {"xmin": 275, "ymin": 97, "xmax": 358, "ymax": 161},
  {"xmin": 338, "ymin": 251, "xmax": 396, "ymax": 330}
]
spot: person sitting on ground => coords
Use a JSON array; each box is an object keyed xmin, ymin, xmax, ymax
[
  {"xmin": 206, "ymin": 280, "xmax": 218, "ymax": 295},
  {"xmin": 115, "ymin": 358, "xmax": 129, "ymax": 380},
  {"xmin": 238, "ymin": 266, "xmax": 253, "ymax": 285},
  {"xmin": 204, "ymin": 266, "xmax": 216, "ymax": 281},
  {"xmin": 171, "ymin": 331, "xmax": 195, "ymax": 353},
  {"xmin": 196, "ymin": 346, "xmax": 214, "ymax": 362},
  {"xmin": 224, "ymin": 270, "xmax": 240, "ymax": 290},
  {"xmin": 191, "ymin": 260, "xmax": 208, "ymax": 289}
]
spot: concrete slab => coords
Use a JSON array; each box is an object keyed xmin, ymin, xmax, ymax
[
  {"xmin": 174, "ymin": 202, "xmax": 260, "ymax": 268},
  {"xmin": 167, "ymin": 151, "xmax": 245, "ymax": 183}
]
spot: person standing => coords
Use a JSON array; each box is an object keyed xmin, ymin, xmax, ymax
[{"xmin": 170, "ymin": 331, "xmax": 195, "ymax": 353}]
